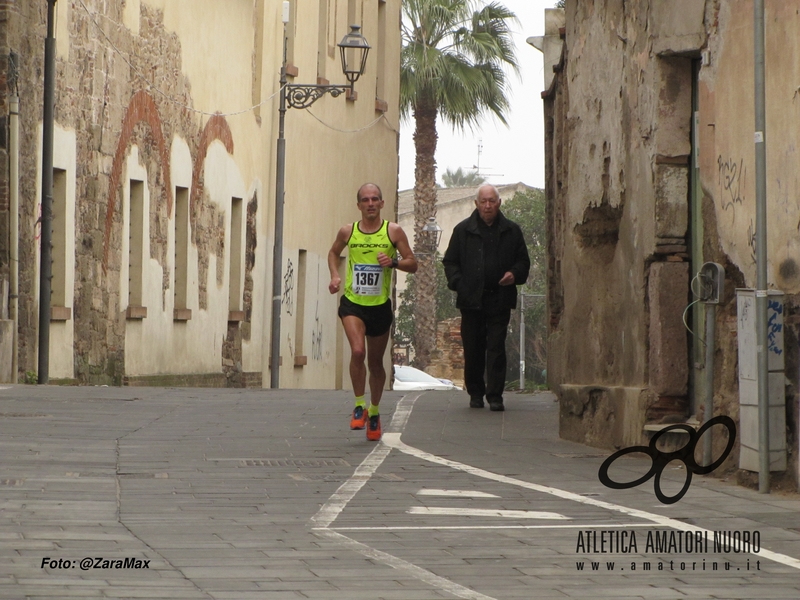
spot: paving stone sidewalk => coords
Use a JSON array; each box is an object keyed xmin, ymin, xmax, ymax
[{"xmin": 0, "ymin": 385, "xmax": 798, "ymax": 599}]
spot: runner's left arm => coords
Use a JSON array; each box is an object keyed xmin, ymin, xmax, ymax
[
  {"xmin": 327, "ymin": 225, "xmax": 351, "ymax": 294},
  {"xmin": 380, "ymin": 223, "xmax": 417, "ymax": 273}
]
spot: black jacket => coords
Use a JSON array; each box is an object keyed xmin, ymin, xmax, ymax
[{"xmin": 443, "ymin": 209, "xmax": 530, "ymax": 311}]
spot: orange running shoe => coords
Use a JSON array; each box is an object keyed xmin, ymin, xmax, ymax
[
  {"xmin": 350, "ymin": 405, "xmax": 367, "ymax": 430},
  {"xmin": 366, "ymin": 414, "xmax": 382, "ymax": 441}
]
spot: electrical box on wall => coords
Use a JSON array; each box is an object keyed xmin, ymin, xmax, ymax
[
  {"xmin": 736, "ymin": 289, "xmax": 786, "ymax": 472},
  {"xmin": 699, "ymin": 262, "xmax": 725, "ymax": 304}
]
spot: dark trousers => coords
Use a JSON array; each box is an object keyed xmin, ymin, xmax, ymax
[{"xmin": 460, "ymin": 293, "xmax": 512, "ymax": 402}]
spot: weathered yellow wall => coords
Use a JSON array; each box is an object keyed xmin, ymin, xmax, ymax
[{"xmin": 11, "ymin": 0, "xmax": 401, "ymax": 388}]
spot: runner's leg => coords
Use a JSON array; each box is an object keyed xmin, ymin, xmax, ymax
[
  {"xmin": 341, "ymin": 316, "xmax": 367, "ymax": 396},
  {"xmin": 366, "ymin": 329, "xmax": 391, "ymax": 407}
]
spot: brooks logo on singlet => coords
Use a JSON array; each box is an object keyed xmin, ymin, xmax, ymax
[{"xmin": 344, "ymin": 220, "xmax": 396, "ymax": 306}]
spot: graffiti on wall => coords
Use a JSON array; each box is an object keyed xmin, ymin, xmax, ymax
[
  {"xmin": 283, "ymin": 258, "xmax": 294, "ymax": 315},
  {"xmin": 718, "ymin": 155, "xmax": 746, "ymax": 213},
  {"xmin": 311, "ymin": 265, "xmax": 324, "ymax": 361},
  {"xmin": 768, "ymin": 299, "xmax": 783, "ymax": 356},
  {"xmin": 746, "ymin": 219, "xmax": 757, "ymax": 262},
  {"xmin": 312, "ymin": 302, "xmax": 323, "ymax": 361}
]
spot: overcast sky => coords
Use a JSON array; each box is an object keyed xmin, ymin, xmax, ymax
[{"xmin": 397, "ymin": 0, "xmax": 561, "ymax": 192}]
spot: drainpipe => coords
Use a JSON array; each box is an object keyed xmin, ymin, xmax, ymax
[
  {"xmin": 9, "ymin": 90, "xmax": 19, "ymax": 384},
  {"xmin": 702, "ymin": 302, "xmax": 716, "ymax": 465},
  {"xmin": 38, "ymin": 0, "xmax": 57, "ymax": 384},
  {"xmin": 519, "ymin": 294, "xmax": 525, "ymax": 390},
  {"xmin": 753, "ymin": 0, "xmax": 769, "ymax": 492}
]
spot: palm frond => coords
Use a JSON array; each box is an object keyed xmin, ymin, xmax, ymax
[{"xmin": 400, "ymin": 0, "xmax": 518, "ymax": 127}]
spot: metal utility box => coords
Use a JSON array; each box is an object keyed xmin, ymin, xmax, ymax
[
  {"xmin": 736, "ymin": 289, "xmax": 786, "ymax": 472},
  {"xmin": 699, "ymin": 262, "xmax": 725, "ymax": 304}
]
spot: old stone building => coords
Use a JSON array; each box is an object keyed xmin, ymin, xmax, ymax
[
  {"xmin": 0, "ymin": 0, "xmax": 401, "ymax": 388},
  {"xmin": 541, "ymin": 1, "xmax": 798, "ymax": 486}
]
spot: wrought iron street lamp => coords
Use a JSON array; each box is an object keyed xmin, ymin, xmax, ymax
[
  {"xmin": 416, "ymin": 216, "xmax": 443, "ymax": 256},
  {"xmin": 284, "ymin": 25, "xmax": 371, "ymax": 109},
  {"xmin": 269, "ymin": 10, "xmax": 370, "ymax": 388}
]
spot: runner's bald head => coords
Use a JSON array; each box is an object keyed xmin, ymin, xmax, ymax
[{"xmin": 357, "ymin": 183, "xmax": 382, "ymax": 202}]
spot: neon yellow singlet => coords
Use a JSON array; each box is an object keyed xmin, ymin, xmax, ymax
[{"xmin": 344, "ymin": 220, "xmax": 396, "ymax": 306}]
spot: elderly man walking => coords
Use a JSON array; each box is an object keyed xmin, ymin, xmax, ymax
[{"xmin": 443, "ymin": 184, "xmax": 530, "ymax": 411}]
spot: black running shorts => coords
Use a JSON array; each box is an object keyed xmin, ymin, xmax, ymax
[{"xmin": 338, "ymin": 296, "xmax": 393, "ymax": 337}]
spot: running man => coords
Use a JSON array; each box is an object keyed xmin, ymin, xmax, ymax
[{"xmin": 328, "ymin": 183, "xmax": 417, "ymax": 441}]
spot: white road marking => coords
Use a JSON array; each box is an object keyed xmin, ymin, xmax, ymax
[
  {"xmin": 416, "ymin": 489, "xmax": 499, "ymax": 498},
  {"xmin": 408, "ymin": 507, "xmax": 568, "ymax": 520},
  {"xmin": 330, "ymin": 523, "xmax": 651, "ymax": 531},
  {"xmin": 309, "ymin": 390, "xmax": 800, "ymax": 600},
  {"xmin": 382, "ymin": 431, "xmax": 800, "ymax": 572},
  {"xmin": 316, "ymin": 529, "xmax": 496, "ymax": 600},
  {"xmin": 308, "ymin": 435, "xmax": 394, "ymax": 529},
  {"xmin": 308, "ymin": 391, "xmax": 423, "ymax": 530}
]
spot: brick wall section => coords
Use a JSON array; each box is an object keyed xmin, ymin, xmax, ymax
[
  {"xmin": 241, "ymin": 191, "xmax": 258, "ymax": 342},
  {"xmin": 102, "ymin": 90, "xmax": 173, "ymax": 272},
  {"xmin": 427, "ymin": 317, "xmax": 465, "ymax": 388},
  {"xmin": 190, "ymin": 114, "xmax": 234, "ymax": 310},
  {"xmin": 190, "ymin": 114, "xmax": 234, "ymax": 215}
]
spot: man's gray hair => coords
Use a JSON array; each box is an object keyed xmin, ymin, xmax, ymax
[{"xmin": 476, "ymin": 184, "xmax": 500, "ymax": 200}]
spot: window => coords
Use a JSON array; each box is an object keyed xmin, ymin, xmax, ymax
[
  {"xmin": 376, "ymin": 0, "xmax": 386, "ymax": 103},
  {"xmin": 174, "ymin": 186, "xmax": 190, "ymax": 316},
  {"xmin": 51, "ymin": 169, "xmax": 68, "ymax": 309},
  {"xmin": 294, "ymin": 249, "xmax": 307, "ymax": 362},
  {"xmin": 229, "ymin": 197, "xmax": 244, "ymax": 312},
  {"xmin": 317, "ymin": 0, "xmax": 329, "ymax": 79},
  {"xmin": 128, "ymin": 180, "xmax": 144, "ymax": 309}
]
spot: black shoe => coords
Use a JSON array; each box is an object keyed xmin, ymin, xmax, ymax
[
  {"xmin": 488, "ymin": 401, "xmax": 504, "ymax": 412},
  {"xmin": 469, "ymin": 397, "xmax": 484, "ymax": 408}
]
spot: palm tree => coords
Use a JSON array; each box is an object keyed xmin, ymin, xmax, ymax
[
  {"xmin": 442, "ymin": 166, "xmax": 487, "ymax": 188},
  {"xmin": 400, "ymin": 0, "xmax": 518, "ymax": 368}
]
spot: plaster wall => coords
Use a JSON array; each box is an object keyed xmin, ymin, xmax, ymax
[
  {"xmin": 122, "ymin": 140, "xmax": 247, "ymax": 376},
  {"xmin": 700, "ymin": 1, "xmax": 800, "ymax": 294},
  {"xmin": 552, "ymin": 0, "xmax": 657, "ymax": 391},
  {"xmin": 266, "ymin": 0, "xmax": 402, "ymax": 388},
  {"xmin": 31, "ymin": 124, "xmax": 78, "ymax": 380}
]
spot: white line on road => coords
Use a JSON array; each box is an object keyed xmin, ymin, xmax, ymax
[
  {"xmin": 315, "ymin": 529, "xmax": 496, "ymax": 600},
  {"xmin": 408, "ymin": 506, "xmax": 569, "ymax": 519},
  {"xmin": 416, "ymin": 489, "xmax": 499, "ymax": 498},
  {"xmin": 382, "ymin": 429, "xmax": 800, "ymax": 572},
  {"xmin": 329, "ymin": 523, "xmax": 652, "ymax": 531},
  {"xmin": 309, "ymin": 391, "xmax": 800, "ymax": 600}
]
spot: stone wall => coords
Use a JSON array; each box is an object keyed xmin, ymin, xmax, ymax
[
  {"xmin": 545, "ymin": 1, "xmax": 799, "ymax": 489},
  {"xmin": 427, "ymin": 317, "xmax": 464, "ymax": 388}
]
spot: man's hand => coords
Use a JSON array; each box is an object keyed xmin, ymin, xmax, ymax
[
  {"xmin": 498, "ymin": 271, "xmax": 515, "ymax": 286},
  {"xmin": 329, "ymin": 276, "xmax": 341, "ymax": 294},
  {"xmin": 376, "ymin": 252, "xmax": 393, "ymax": 268}
]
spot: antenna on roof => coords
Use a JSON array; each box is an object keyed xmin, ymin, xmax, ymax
[{"xmin": 471, "ymin": 139, "xmax": 503, "ymax": 178}]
